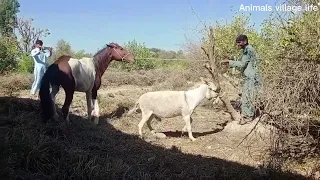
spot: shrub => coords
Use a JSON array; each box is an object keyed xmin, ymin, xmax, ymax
[
  {"xmin": 17, "ymin": 52, "xmax": 34, "ymax": 73},
  {"xmin": 0, "ymin": 35, "xmax": 20, "ymax": 73}
]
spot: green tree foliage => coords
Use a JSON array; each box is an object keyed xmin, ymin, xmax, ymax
[
  {"xmin": 0, "ymin": 35, "xmax": 20, "ymax": 73},
  {"xmin": 149, "ymin": 48, "xmax": 186, "ymax": 59},
  {"xmin": 50, "ymin": 39, "xmax": 92, "ymax": 63},
  {"xmin": 17, "ymin": 52, "xmax": 33, "ymax": 73},
  {"xmin": 0, "ymin": 0, "xmax": 20, "ymax": 73},
  {"xmin": 111, "ymin": 39, "xmax": 155, "ymax": 71},
  {"xmin": 74, "ymin": 49, "xmax": 92, "ymax": 59},
  {"xmin": 0, "ymin": 0, "xmax": 20, "ymax": 36}
]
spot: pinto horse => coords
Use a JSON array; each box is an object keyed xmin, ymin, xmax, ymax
[{"xmin": 39, "ymin": 42, "xmax": 135, "ymax": 124}]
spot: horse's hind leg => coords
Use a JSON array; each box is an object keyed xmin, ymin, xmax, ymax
[
  {"xmin": 51, "ymin": 85, "xmax": 60, "ymax": 121},
  {"xmin": 62, "ymin": 88, "xmax": 74, "ymax": 122}
]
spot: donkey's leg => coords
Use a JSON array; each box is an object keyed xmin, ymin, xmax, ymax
[
  {"xmin": 182, "ymin": 117, "xmax": 193, "ymax": 133},
  {"xmin": 183, "ymin": 115, "xmax": 196, "ymax": 141},
  {"xmin": 86, "ymin": 91, "xmax": 93, "ymax": 122},
  {"xmin": 62, "ymin": 89, "xmax": 74, "ymax": 122},
  {"xmin": 138, "ymin": 110, "xmax": 153, "ymax": 138},
  {"xmin": 50, "ymin": 85, "xmax": 60, "ymax": 121},
  {"xmin": 146, "ymin": 115, "xmax": 156, "ymax": 134}
]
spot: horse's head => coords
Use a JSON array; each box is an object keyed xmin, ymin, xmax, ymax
[{"xmin": 106, "ymin": 42, "xmax": 135, "ymax": 63}]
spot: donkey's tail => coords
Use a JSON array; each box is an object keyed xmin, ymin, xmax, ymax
[
  {"xmin": 39, "ymin": 64, "xmax": 60, "ymax": 122},
  {"xmin": 126, "ymin": 101, "xmax": 140, "ymax": 116}
]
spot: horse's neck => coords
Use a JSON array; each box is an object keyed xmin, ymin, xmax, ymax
[
  {"xmin": 94, "ymin": 54, "xmax": 112, "ymax": 77},
  {"xmin": 185, "ymin": 85, "xmax": 207, "ymax": 108}
]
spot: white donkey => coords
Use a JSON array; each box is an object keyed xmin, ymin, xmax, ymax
[{"xmin": 126, "ymin": 78, "xmax": 220, "ymax": 141}]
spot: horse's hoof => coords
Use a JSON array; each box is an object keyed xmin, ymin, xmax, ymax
[
  {"xmin": 94, "ymin": 118, "xmax": 99, "ymax": 125},
  {"xmin": 53, "ymin": 114, "xmax": 59, "ymax": 121}
]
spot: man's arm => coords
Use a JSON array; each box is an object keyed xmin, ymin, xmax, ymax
[
  {"xmin": 228, "ymin": 50, "xmax": 252, "ymax": 69},
  {"xmin": 30, "ymin": 48, "xmax": 40, "ymax": 57},
  {"xmin": 43, "ymin": 49, "xmax": 52, "ymax": 58}
]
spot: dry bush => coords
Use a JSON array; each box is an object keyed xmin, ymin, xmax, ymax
[
  {"xmin": 102, "ymin": 63, "xmax": 209, "ymax": 88},
  {"xmin": 0, "ymin": 73, "xmax": 32, "ymax": 96},
  {"xmin": 253, "ymin": 0, "xmax": 320, "ymax": 169}
]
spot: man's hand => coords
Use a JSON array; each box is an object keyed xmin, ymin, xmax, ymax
[{"xmin": 49, "ymin": 47, "xmax": 53, "ymax": 51}]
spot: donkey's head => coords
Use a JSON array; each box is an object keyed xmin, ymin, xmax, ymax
[
  {"xmin": 201, "ymin": 77, "xmax": 219, "ymax": 101},
  {"xmin": 107, "ymin": 42, "xmax": 135, "ymax": 63}
]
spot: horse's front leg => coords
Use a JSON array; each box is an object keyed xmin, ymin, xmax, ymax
[
  {"xmin": 86, "ymin": 91, "xmax": 93, "ymax": 122},
  {"xmin": 91, "ymin": 87, "xmax": 100, "ymax": 125}
]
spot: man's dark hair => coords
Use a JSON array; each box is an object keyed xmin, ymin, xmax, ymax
[
  {"xmin": 236, "ymin": 34, "xmax": 248, "ymax": 44},
  {"xmin": 35, "ymin": 39, "xmax": 43, "ymax": 46}
]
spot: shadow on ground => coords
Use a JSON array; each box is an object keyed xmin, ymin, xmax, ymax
[
  {"xmin": 0, "ymin": 97, "xmax": 308, "ymax": 180},
  {"xmin": 161, "ymin": 129, "xmax": 223, "ymax": 138}
]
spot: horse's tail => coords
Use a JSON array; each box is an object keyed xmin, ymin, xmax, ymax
[
  {"xmin": 39, "ymin": 64, "xmax": 60, "ymax": 122},
  {"xmin": 126, "ymin": 101, "xmax": 140, "ymax": 116}
]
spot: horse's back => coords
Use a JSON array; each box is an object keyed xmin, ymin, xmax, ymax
[{"xmin": 67, "ymin": 57, "xmax": 96, "ymax": 92}]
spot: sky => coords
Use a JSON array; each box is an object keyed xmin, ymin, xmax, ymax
[{"xmin": 17, "ymin": 0, "xmax": 276, "ymax": 54}]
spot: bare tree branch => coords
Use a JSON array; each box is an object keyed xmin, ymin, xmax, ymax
[{"xmin": 16, "ymin": 17, "xmax": 50, "ymax": 53}]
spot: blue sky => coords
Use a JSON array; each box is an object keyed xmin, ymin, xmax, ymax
[{"xmin": 17, "ymin": 0, "xmax": 275, "ymax": 54}]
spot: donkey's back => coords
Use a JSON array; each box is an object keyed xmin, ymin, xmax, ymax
[{"xmin": 138, "ymin": 91, "xmax": 186, "ymax": 118}]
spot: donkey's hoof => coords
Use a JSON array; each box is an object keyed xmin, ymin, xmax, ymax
[{"xmin": 154, "ymin": 132, "xmax": 166, "ymax": 139}]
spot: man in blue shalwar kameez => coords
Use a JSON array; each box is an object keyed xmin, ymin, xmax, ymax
[
  {"xmin": 30, "ymin": 40, "xmax": 52, "ymax": 96},
  {"xmin": 221, "ymin": 35, "xmax": 262, "ymax": 125}
]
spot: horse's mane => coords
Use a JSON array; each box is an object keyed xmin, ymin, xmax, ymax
[{"xmin": 93, "ymin": 42, "xmax": 120, "ymax": 59}]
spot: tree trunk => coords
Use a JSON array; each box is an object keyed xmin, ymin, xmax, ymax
[{"xmin": 201, "ymin": 27, "xmax": 241, "ymax": 122}]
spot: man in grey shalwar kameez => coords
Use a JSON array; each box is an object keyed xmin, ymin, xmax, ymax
[{"xmin": 221, "ymin": 34, "xmax": 262, "ymax": 125}]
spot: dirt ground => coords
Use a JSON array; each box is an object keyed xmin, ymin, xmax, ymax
[
  {"xmin": 1, "ymin": 70, "xmax": 317, "ymax": 179},
  {"xmin": 17, "ymin": 83, "xmax": 273, "ymax": 168}
]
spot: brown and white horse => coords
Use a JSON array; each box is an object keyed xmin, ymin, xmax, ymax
[{"xmin": 39, "ymin": 42, "xmax": 135, "ymax": 124}]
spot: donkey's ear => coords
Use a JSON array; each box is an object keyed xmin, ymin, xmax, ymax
[
  {"xmin": 200, "ymin": 77, "xmax": 209, "ymax": 84},
  {"xmin": 106, "ymin": 44, "xmax": 114, "ymax": 48}
]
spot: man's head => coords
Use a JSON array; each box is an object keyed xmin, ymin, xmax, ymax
[
  {"xmin": 35, "ymin": 40, "xmax": 43, "ymax": 48},
  {"xmin": 235, "ymin": 34, "xmax": 248, "ymax": 49}
]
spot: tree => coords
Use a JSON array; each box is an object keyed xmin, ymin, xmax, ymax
[
  {"xmin": 0, "ymin": 0, "xmax": 20, "ymax": 36},
  {"xmin": 119, "ymin": 39, "xmax": 155, "ymax": 70},
  {"xmin": 0, "ymin": 35, "xmax": 20, "ymax": 73},
  {"xmin": 50, "ymin": 39, "xmax": 74, "ymax": 62},
  {"xmin": 15, "ymin": 17, "xmax": 50, "ymax": 53},
  {"xmin": 74, "ymin": 49, "xmax": 92, "ymax": 59}
]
